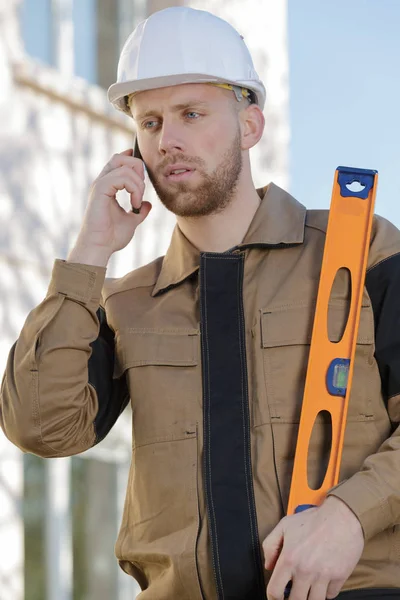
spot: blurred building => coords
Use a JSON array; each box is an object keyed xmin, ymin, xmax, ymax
[{"xmin": 0, "ymin": 1, "xmax": 289, "ymax": 599}]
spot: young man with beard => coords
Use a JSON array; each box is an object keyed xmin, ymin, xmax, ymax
[{"xmin": 2, "ymin": 7, "xmax": 400, "ymax": 600}]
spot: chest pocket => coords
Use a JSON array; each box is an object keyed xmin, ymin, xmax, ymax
[
  {"xmin": 258, "ymin": 300, "xmax": 376, "ymax": 424},
  {"xmin": 113, "ymin": 328, "xmax": 200, "ymax": 447}
]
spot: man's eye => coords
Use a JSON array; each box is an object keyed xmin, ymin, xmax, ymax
[{"xmin": 142, "ymin": 112, "xmax": 200, "ymax": 129}]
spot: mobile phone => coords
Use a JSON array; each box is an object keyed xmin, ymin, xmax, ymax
[
  {"xmin": 133, "ymin": 135, "xmax": 143, "ymax": 160},
  {"xmin": 132, "ymin": 136, "xmax": 144, "ymax": 214}
]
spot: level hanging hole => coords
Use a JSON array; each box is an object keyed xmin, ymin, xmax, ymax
[
  {"xmin": 307, "ymin": 410, "xmax": 332, "ymax": 491},
  {"xmin": 346, "ymin": 181, "xmax": 366, "ymax": 194},
  {"xmin": 327, "ymin": 267, "xmax": 352, "ymax": 343}
]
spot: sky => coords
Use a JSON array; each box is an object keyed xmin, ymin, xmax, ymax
[{"xmin": 288, "ymin": 0, "xmax": 400, "ymax": 227}]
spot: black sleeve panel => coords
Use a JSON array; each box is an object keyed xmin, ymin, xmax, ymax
[
  {"xmin": 88, "ymin": 306, "xmax": 130, "ymax": 444},
  {"xmin": 365, "ymin": 252, "xmax": 400, "ymax": 402}
]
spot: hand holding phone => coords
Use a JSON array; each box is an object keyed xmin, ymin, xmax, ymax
[{"xmin": 67, "ymin": 146, "xmax": 152, "ymax": 265}]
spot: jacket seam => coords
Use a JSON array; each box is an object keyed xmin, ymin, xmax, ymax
[
  {"xmin": 122, "ymin": 328, "xmax": 198, "ymax": 335},
  {"xmin": 103, "ymin": 281, "xmax": 158, "ymax": 304},
  {"xmin": 366, "ymin": 251, "xmax": 400, "ymax": 274},
  {"xmin": 304, "ymin": 222, "xmax": 328, "ymax": 235},
  {"xmin": 133, "ymin": 433, "xmax": 197, "ymax": 450},
  {"xmin": 237, "ymin": 255, "xmax": 266, "ymax": 594}
]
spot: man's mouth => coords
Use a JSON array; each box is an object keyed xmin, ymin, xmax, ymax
[{"xmin": 165, "ymin": 169, "xmax": 195, "ymax": 181}]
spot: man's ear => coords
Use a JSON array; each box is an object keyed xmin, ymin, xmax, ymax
[{"xmin": 240, "ymin": 104, "xmax": 265, "ymax": 151}]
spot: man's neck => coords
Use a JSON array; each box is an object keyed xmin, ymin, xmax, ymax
[{"xmin": 176, "ymin": 185, "xmax": 262, "ymax": 253}]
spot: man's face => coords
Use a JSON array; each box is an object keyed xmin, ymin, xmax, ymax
[{"xmin": 130, "ymin": 83, "xmax": 244, "ymax": 218}]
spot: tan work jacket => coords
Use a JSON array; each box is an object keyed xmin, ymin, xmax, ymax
[{"xmin": 2, "ymin": 184, "xmax": 400, "ymax": 599}]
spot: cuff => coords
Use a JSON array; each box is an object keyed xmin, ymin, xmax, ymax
[
  {"xmin": 327, "ymin": 475, "xmax": 393, "ymax": 541},
  {"xmin": 47, "ymin": 259, "xmax": 107, "ymax": 307}
]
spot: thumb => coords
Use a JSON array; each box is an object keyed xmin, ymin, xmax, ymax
[
  {"xmin": 131, "ymin": 201, "xmax": 152, "ymax": 223},
  {"xmin": 262, "ymin": 521, "xmax": 284, "ymax": 571}
]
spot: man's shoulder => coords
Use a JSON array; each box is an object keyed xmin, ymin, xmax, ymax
[
  {"xmin": 102, "ymin": 255, "xmax": 164, "ymax": 302},
  {"xmin": 305, "ymin": 208, "xmax": 330, "ymax": 234},
  {"xmin": 305, "ymin": 207, "xmax": 400, "ymax": 268},
  {"xmin": 305, "ymin": 208, "xmax": 399, "ymax": 238}
]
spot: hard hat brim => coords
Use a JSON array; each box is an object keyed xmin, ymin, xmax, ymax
[{"xmin": 108, "ymin": 73, "xmax": 266, "ymax": 115}]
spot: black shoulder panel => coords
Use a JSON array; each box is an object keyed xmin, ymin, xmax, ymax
[
  {"xmin": 88, "ymin": 306, "xmax": 130, "ymax": 444},
  {"xmin": 366, "ymin": 252, "xmax": 400, "ymax": 402}
]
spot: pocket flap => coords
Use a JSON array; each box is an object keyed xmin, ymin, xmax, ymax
[
  {"xmin": 114, "ymin": 329, "xmax": 199, "ymax": 378},
  {"xmin": 261, "ymin": 302, "xmax": 373, "ymax": 348}
]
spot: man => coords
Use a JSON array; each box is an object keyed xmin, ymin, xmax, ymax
[{"xmin": 1, "ymin": 6, "xmax": 400, "ymax": 600}]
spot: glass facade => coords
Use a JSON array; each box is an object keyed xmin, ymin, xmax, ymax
[
  {"xmin": 24, "ymin": 455, "xmax": 46, "ymax": 600},
  {"xmin": 21, "ymin": 0, "xmax": 137, "ymax": 89},
  {"xmin": 73, "ymin": 0, "xmax": 97, "ymax": 84},
  {"xmin": 71, "ymin": 458, "xmax": 119, "ymax": 600},
  {"xmin": 18, "ymin": 2, "xmax": 142, "ymax": 598},
  {"xmin": 20, "ymin": 0, "xmax": 54, "ymax": 66},
  {"xmin": 23, "ymin": 454, "xmax": 126, "ymax": 600}
]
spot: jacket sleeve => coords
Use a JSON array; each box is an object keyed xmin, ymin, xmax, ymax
[
  {"xmin": 0, "ymin": 259, "xmax": 129, "ymax": 458},
  {"xmin": 327, "ymin": 215, "xmax": 400, "ymax": 540}
]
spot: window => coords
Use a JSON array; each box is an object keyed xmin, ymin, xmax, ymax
[
  {"xmin": 72, "ymin": 0, "xmax": 97, "ymax": 84},
  {"xmin": 23, "ymin": 454, "xmax": 46, "ymax": 600},
  {"xmin": 71, "ymin": 457, "xmax": 119, "ymax": 600},
  {"xmin": 23, "ymin": 453, "xmax": 135, "ymax": 600},
  {"xmin": 21, "ymin": 0, "xmax": 139, "ymax": 89},
  {"xmin": 74, "ymin": 0, "xmax": 137, "ymax": 89},
  {"xmin": 20, "ymin": 0, "xmax": 54, "ymax": 67}
]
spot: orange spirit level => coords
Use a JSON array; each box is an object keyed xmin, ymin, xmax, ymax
[{"xmin": 287, "ymin": 166, "xmax": 378, "ymax": 516}]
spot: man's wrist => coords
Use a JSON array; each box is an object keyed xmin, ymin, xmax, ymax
[
  {"xmin": 67, "ymin": 244, "xmax": 112, "ymax": 267},
  {"xmin": 324, "ymin": 495, "xmax": 363, "ymax": 535}
]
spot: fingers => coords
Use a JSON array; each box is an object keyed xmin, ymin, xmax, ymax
[
  {"xmin": 111, "ymin": 152, "xmax": 145, "ymax": 178},
  {"xmin": 98, "ymin": 150, "xmax": 145, "ymax": 179},
  {"xmin": 326, "ymin": 580, "xmax": 342, "ymax": 599},
  {"xmin": 266, "ymin": 551, "xmax": 292, "ymax": 600},
  {"xmin": 267, "ymin": 557, "xmax": 337, "ymax": 600},
  {"xmin": 307, "ymin": 580, "xmax": 330, "ymax": 600},
  {"xmin": 268, "ymin": 571, "xmax": 330, "ymax": 600},
  {"xmin": 100, "ymin": 166, "xmax": 145, "ymax": 209},
  {"xmin": 283, "ymin": 575, "xmax": 311, "ymax": 600},
  {"xmin": 263, "ymin": 522, "xmax": 284, "ymax": 571}
]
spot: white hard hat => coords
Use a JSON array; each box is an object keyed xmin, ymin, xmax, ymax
[{"xmin": 107, "ymin": 6, "xmax": 266, "ymax": 116}]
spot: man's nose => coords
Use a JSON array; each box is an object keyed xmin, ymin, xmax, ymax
[{"xmin": 158, "ymin": 122, "xmax": 186, "ymax": 155}]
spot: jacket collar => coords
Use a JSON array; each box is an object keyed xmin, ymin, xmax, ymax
[{"xmin": 152, "ymin": 182, "xmax": 306, "ymax": 296}]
